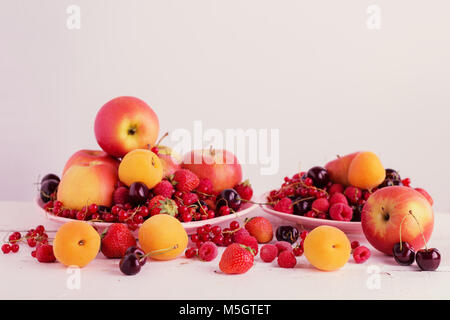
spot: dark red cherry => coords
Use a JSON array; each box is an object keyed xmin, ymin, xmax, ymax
[
  {"xmin": 416, "ymin": 248, "xmax": 441, "ymax": 271},
  {"xmin": 392, "ymin": 242, "xmax": 415, "ymax": 266}
]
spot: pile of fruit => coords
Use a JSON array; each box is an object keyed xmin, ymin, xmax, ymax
[
  {"xmin": 37, "ymin": 96, "xmax": 254, "ymax": 228},
  {"xmin": 267, "ymin": 151, "xmax": 433, "ymax": 222}
]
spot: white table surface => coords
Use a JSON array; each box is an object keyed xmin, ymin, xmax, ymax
[{"xmin": 0, "ymin": 200, "xmax": 449, "ymax": 300}]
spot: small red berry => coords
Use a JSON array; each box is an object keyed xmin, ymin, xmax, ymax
[
  {"xmin": 88, "ymin": 204, "xmax": 98, "ymax": 214},
  {"xmin": 27, "ymin": 238, "xmax": 37, "ymax": 247},
  {"xmin": 277, "ymin": 250, "xmax": 297, "ymax": 268},
  {"xmin": 230, "ymin": 221, "xmax": 240, "ymax": 230},
  {"xmin": 293, "ymin": 246, "xmax": 304, "ymax": 256},
  {"xmin": 11, "ymin": 244, "xmax": 19, "ymax": 253},
  {"xmin": 185, "ymin": 247, "xmax": 197, "ymax": 258},
  {"xmin": 219, "ymin": 206, "xmax": 231, "ymax": 216},
  {"xmin": 351, "ymin": 241, "xmax": 360, "ymax": 250},
  {"xmin": 35, "ymin": 225, "xmax": 45, "ymax": 234},
  {"xmin": 300, "ymin": 231, "xmax": 308, "ymax": 240},
  {"xmin": 353, "ymin": 245, "xmax": 371, "ymax": 264},
  {"xmin": 2, "ymin": 244, "xmax": 11, "ymax": 254},
  {"xmin": 211, "ymin": 226, "xmax": 222, "ymax": 235}
]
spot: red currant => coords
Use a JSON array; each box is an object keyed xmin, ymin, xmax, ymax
[
  {"xmin": 300, "ymin": 231, "xmax": 308, "ymax": 240},
  {"xmin": 2, "ymin": 244, "xmax": 11, "ymax": 254},
  {"xmin": 88, "ymin": 204, "xmax": 98, "ymax": 214},
  {"xmin": 351, "ymin": 241, "xmax": 360, "ymax": 250},
  {"xmin": 76, "ymin": 211, "xmax": 86, "ymax": 221},
  {"xmin": 11, "ymin": 244, "xmax": 19, "ymax": 253},
  {"xmin": 191, "ymin": 234, "xmax": 200, "ymax": 243},
  {"xmin": 293, "ymin": 246, "xmax": 303, "ymax": 256},
  {"xmin": 185, "ymin": 247, "xmax": 197, "ymax": 258},
  {"xmin": 229, "ymin": 221, "xmax": 240, "ymax": 230},
  {"xmin": 35, "ymin": 225, "xmax": 45, "ymax": 234},
  {"xmin": 27, "ymin": 238, "xmax": 37, "ymax": 247},
  {"xmin": 211, "ymin": 226, "xmax": 222, "ymax": 235},
  {"xmin": 219, "ymin": 206, "xmax": 231, "ymax": 216},
  {"xmin": 111, "ymin": 205, "xmax": 121, "ymax": 215}
]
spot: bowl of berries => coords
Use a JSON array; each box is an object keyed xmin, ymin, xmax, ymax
[
  {"xmin": 260, "ymin": 152, "xmax": 418, "ymax": 234},
  {"xmin": 36, "ymin": 169, "xmax": 257, "ymax": 236}
]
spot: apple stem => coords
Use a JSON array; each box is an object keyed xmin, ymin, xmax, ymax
[
  {"xmin": 155, "ymin": 132, "xmax": 169, "ymax": 147},
  {"xmin": 408, "ymin": 210, "xmax": 428, "ymax": 250}
]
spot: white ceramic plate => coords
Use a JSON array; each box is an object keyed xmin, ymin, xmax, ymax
[
  {"xmin": 35, "ymin": 197, "xmax": 258, "ymax": 235},
  {"xmin": 259, "ymin": 192, "xmax": 363, "ymax": 234}
]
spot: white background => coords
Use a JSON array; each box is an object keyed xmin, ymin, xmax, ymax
[{"xmin": 1, "ymin": 1, "xmax": 449, "ymax": 212}]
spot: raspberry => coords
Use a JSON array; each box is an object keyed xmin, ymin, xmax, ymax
[
  {"xmin": 277, "ymin": 250, "xmax": 297, "ymax": 268},
  {"xmin": 328, "ymin": 183, "xmax": 344, "ymax": 195},
  {"xmin": 234, "ymin": 180, "xmax": 253, "ymax": 201},
  {"xmin": 113, "ymin": 187, "xmax": 130, "ymax": 205},
  {"xmin": 35, "ymin": 244, "xmax": 56, "ymax": 263},
  {"xmin": 353, "ymin": 245, "xmax": 371, "ymax": 264},
  {"xmin": 198, "ymin": 241, "xmax": 218, "ymax": 261},
  {"xmin": 273, "ymin": 197, "xmax": 293, "ymax": 214},
  {"xmin": 274, "ymin": 241, "xmax": 292, "ymax": 255},
  {"xmin": 232, "ymin": 228, "xmax": 250, "ymax": 243},
  {"xmin": 351, "ymin": 241, "xmax": 360, "ymax": 250},
  {"xmin": 181, "ymin": 192, "xmax": 199, "ymax": 206},
  {"xmin": 329, "ymin": 203, "xmax": 353, "ymax": 221},
  {"xmin": 260, "ymin": 244, "xmax": 278, "ymax": 262},
  {"xmin": 153, "ymin": 180, "xmax": 175, "ymax": 198},
  {"xmin": 344, "ymin": 186, "xmax": 362, "ymax": 205},
  {"xmin": 311, "ymin": 198, "xmax": 329, "ymax": 214},
  {"xmin": 237, "ymin": 235, "xmax": 258, "ymax": 255},
  {"xmin": 329, "ymin": 192, "xmax": 348, "ymax": 206}
]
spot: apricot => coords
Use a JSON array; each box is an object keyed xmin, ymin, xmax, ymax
[
  {"xmin": 347, "ymin": 151, "xmax": 385, "ymax": 190},
  {"xmin": 303, "ymin": 225, "xmax": 351, "ymax": 271},
  {"xmin": 138, "ymin": 214, "xmax": 188, "ymax": 260},
  {"xmin": 53, "ymin": 221, "xmax": 101, "ymax": 268},
  {"xmin": 324, "ymin": 152, "xmax": 360, "ymax": 186},
  {"xmin": 57, "ymin": 162, "xmax": 117, "ymax": 210},
  {"xmin": 118, "ymin": 149, "xmax": 163, "ymax": 189}
]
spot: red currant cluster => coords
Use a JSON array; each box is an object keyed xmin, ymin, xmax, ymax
[
  {"xmin": 1, "ymin": 225, "xmax": 48, "ymax": 255},
  {"xmin": 42, "ymin": 173, "xmax": 253, "ymax": 230},
  {"xmin": 185, "ymin": 220, "xmax": 241, "ymax": 258},
  {"xmin": 292, "ymin": 231, "xmax": 308, "ymax": 256}
]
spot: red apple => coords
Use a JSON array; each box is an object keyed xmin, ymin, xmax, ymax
[
  {"xmin": 94, "ymin": 96, "xmax": 159, "ymax": 158},
  {"xmin": 414, "ymin": 188, "xmax": 434, "ymax": 206},
  {"xmin": 181, "ymin": 149, "xmax": 242, "ymax": 193},
  {"xmin": 62, "ymin": 149, "xmax": 119, "ymax": 175},
  {"xmin": 157, "ymin": 146, "xmax": 181, "ymax": 178},
  {"xmin": 361, "ymin": 186, "xmax": 434, "ymax": 255}
]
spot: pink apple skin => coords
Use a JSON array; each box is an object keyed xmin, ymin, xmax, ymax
[
  {"xmin": 57, "ymin": 163, "xmax": 118, "ymax": 210},
  {"xmin": 94, "ymin": 96, "xmax": 159, "ymax": 158},
  {"xmin": 181, "ymin": 149, "xmax": 242, "ymax": 193},
  {"xmin": 414, "ymin": 188, "xmax": 434, "ymax": 206},
  {"xmin": 62, "ymin": 150, "xmax": 119, "ymax": 176},
  {"xmin": 159, "ymin": 154, "xmax": 181, "ymax": 178},
  {"xmin": 361, "ymin": 186, "xmax": 434, "ymax": 255}
]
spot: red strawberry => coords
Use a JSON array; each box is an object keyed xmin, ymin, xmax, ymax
[
  {"xmin": 172, "ymin": 169, "xmax": 200, "ymax": 192},
  {"xmin": 244, "ymin": 216, "xmax": 273, "ymax": 243},
  {"xmin": 148, "ymin": 195, "xmax": 178, "ymax": 217},
  {"xmin": 237, "ymin": 235, "xmax": 259, "ymax": 255},
  {"xmin": 113, "ymin": 186, "xmax": 130, "ymax": 205},
  {"xmin": 101, "ymin": 223, "xmax": 137, "ymax": 258},
  {"xmin": 219, "ymin": 243, "xmax": 255, "ymax": 274},
  {"xmin": 153, "ymin": 180, "xmax": 175, "ymax": 198},
  {"xmin": 234, "ymin": 179, "xmax": 253, "ymax": 201},
  {"xmin": 35, "ymin": 244, "xmax": 56, "ymax": 263}
]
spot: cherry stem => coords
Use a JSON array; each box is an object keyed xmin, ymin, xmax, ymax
[
  {"xmin": 398, "ymin": 214, "xmax": 409, "ymax": 251},
  {"xmin": 408, "ymin": 210, "xmax": 428, "ymax": 250},
  {"xmin": 141, "ymin": 244, "xmax": 179, "ymax": 260}
]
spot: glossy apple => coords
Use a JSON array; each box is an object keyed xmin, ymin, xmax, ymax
[
  {"xmin": 57, "ymin": 162, "xmax": 118, "ymax": 210},
  {"xmin": 157, "ymin": 145, "xmax": 181, "ymax": 178},
  {"xmin": 361, "ymin": 186, "xmax": 434, "ymax": 255},
  {"xmin": 94, "ymin": 96, "xmax": 159, "ymax": 158},
  {"xmin": 62, "ymin": 149, "xmax": 119, "ymax": 175},
  {"xmin": 181, "ymin": 149, "xmax": 242, "ymax": 193}
]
